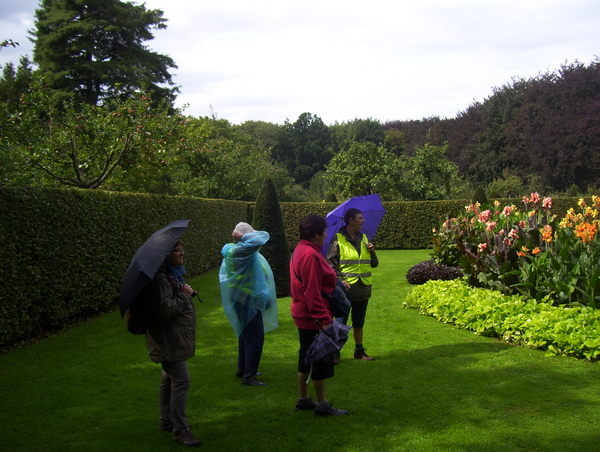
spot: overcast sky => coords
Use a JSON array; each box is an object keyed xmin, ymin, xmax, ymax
[{"xmin": 1, "ymin": 0, "xmax": 599, "ymax": 125}]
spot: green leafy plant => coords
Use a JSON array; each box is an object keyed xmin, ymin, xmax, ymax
[{"xmin": 404, "ymin": 279, "xmax": 600, "ymax": 361}]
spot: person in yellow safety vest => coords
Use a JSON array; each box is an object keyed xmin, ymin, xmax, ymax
[
  {"xmin": 326, "ymin": 208, "xmax": 379, "ymax": 362},
  {"xmin": 219, "ymin": 222, "xmax": 278, "ymax": 387}
]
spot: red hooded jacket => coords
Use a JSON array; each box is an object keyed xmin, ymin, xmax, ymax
[{"xmin": 290, "ymin": 239, "xmax": 337, "ymax": 329}]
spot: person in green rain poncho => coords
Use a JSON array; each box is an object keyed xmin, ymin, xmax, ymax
[{"xmin": 219, "ymin": 222, "xmax": 278, "ymax": 386}]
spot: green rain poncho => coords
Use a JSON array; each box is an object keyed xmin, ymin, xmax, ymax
[{"xmin": 219, "ymin": 231, "xmax": 278, "ymax": 337}]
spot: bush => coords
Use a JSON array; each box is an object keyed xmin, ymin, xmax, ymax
[
  {"xmin": 406, "ymin": 259, "xmax": 461, "ymax": 285},
  {"xmin": 404, "ymin": 279, "xmax": 600, "ymax": 361}
]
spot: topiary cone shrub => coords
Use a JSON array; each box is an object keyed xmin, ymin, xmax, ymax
[
  {"xmin": 252, "ymin": 178, "xmax": 291, "ymax": 297},
  {"xmin": 472, "ymin": 186, "xmax": 488, "ymax": 205}
]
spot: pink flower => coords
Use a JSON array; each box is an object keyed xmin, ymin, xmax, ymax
[
  {"xmin": 478, "ymin": 209, "xmax": 492, "ymax": 222},
  {"xmin": 542, "ymin": 197, "xmax": 552, "ymax": 209},
  {"xmin": 478, "ymin": 243, "xmax": 487, "ymax": 252},
  {"xmin": 530, "ymin": 192, "xmax": 540, "ymax": 204},
  {"xmin": 502, "ymin": 206, "xmax": 513, "ymax": 216},
  {"xmin": 519, "ymin": 221, "xmax": 526, "ymax": 228},
  {"xmin": 509, "ymin": 228, "xmax": 519, "ymax": 239},
  {"xmin": 486, "ymin": 221, "xmax": 497, "ymax": 232}
]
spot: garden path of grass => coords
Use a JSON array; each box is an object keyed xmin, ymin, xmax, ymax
[{"xmin": 2, "ymin": 250, "xmax": 599, "ymax": 452}]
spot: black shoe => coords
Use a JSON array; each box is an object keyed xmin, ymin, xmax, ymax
[
  {"xmin": 314, "ymin": 401, "xmax": 349, "ymax": 416},
  {"xmin": 242, "ymin": 376, "xmax": 266, "ymax": 386},
  {"xmin": 354, "ymin": 346, "xmax": 375, "ymax": 361},
  {"xmin": 173, "ymin": 431, "xmax": 202, "ymax": 447},
  {"xmin": 295, "ymin": 397, "xmax": 317, "ymax": 411},
  {"xmin": 236, "ymin": 370, "xmax": 262, "ymax": 378},
  {"xmin": 159, "ymin": 421, "xmax": 173, "ymax": 432}
]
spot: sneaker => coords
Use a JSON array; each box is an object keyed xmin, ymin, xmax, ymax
[
  {"xmin": 159, "ymin": 421, "xmax": 173, "ymax": 432},
  {"xmin": 295, "ymin": 397, "xmax": 317, "ymax": 411},
  {"xmin": 242, "ymin": 376, "xmax": 266, "ymax": 386},
  {"xmin": 173, "ymin": 431, "xmax": 202, "ymax": 447},
  {"xmin": 353, "ymin": 346, "xmax": 375, "ymax": 361},
  {"xmin": 314, "ymin": 401, "xmax": 349, "ymax": 416}
]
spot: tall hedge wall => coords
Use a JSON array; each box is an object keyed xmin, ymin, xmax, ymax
[
  {"xmin": 0, "ymin": 187, "xmax": 250, "ymax": 349},
  {"xmin": 0, "ymin": 188, "xmax": 582, "ymax": 350},
  {"xmin": 278, "ymin": 200, "xmax": 468, "ymax": 249}
]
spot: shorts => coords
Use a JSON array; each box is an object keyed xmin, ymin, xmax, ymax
[{"xmin": 297, "ymin": 328, "xmax": 334, "ymax": 381}]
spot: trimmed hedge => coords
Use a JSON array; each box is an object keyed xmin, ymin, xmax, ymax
[
  {"xmin": 0, "ymin": 187, "xmax": 250, "ymax": 349},
  {"xmin": 279, "ymin": 200, "xmax": 468, "ymax": 250}
]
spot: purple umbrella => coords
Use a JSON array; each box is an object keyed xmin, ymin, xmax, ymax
[
  {"xmin": 322, "ymin": 194, "xmax": 386, "ymax": 256},
  {"xmin": 304, "ymin": 321, "xmax": 352, "ymax": 365}
]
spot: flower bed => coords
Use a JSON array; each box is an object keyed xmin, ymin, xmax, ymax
[{"xmin": 431, "ymin": 194, "xmax": 600, "ymax": 307}]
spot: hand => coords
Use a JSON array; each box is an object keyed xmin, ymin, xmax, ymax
[
  {"xmin": 366, "ymin": 242, "xmax": 375, "ymax": 251},
  {"xmin": 342, "ymin": 280, "xmax": 351, "ymax": 290},
  {"xmin": 232, "ymin": 230, "xmax": 244, "ymax": 241},
  {"xmin": 322, "ymin": 323, "xmax": 332, "ymax": 329},
  {"xmin": 181, "ymin": 284, "xmax": 194, "ymax": 296}
]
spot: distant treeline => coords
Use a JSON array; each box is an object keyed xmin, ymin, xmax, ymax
[
  {"xmin": 384, "ymin": 59, "xmax": 600, "ymax": 193},
  {"xmin": 238, "ymin": 59, "xmax": 600, "ymax": 196}
]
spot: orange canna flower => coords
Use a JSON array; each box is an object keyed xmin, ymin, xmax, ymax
[
  {"xmin": 532, "ymin": 247, "xmax": 541, "ymax": 254},
  {"xmin": 575, "ymin": 222, "xmax": 598, "ymax": 243},
  {"xmin": 541, "ymin": 225, "xmax": 553, "ymax": 243}
]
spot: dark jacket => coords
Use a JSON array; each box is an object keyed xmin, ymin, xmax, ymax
[{"xmin": 145, "ymin": 263, "xmax": 196, "ymax": 363}]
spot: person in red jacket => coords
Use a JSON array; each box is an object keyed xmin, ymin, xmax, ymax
[{"xmin": 290, "ymin": 214, "xmax": 349, "ymax": 416}]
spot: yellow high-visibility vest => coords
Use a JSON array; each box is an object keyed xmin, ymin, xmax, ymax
[{"xmin": 337, "ymin": 233, "xmax": 372, "ymax": 285}]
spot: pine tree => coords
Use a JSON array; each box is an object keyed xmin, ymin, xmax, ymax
[
  {"xmin": 31, "ymin": 0, "xmax": 178, "ymax": 107},
  {"xmin": 252, "ymin": 178, "xmax": 291, "ymax": 297}
]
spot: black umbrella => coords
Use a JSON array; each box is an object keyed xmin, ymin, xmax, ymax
[
  {"xmin": 118, "ymin": 219, "xmax": 190, "ymax": 317},
  {"xmin": 304, "ymin": 321, "xmax": 352, "ymax": 365}
]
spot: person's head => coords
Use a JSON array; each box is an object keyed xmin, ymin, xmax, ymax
[
  {"xmin": 299, "ymin": 214, "xmax": 327, "ymax": 245},
  {"xmin": 169, "ymin": 240, "xmax": 185, "ymax": 266},
  {"xmin": 233, "ymin": 222, "xmax": 255, "ymax": 242},
  {"xmin": 344, "ymin": 208, "xmax": 362, "ymax": 225}
]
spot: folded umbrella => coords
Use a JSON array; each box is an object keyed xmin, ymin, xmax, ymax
[
  {"xmin": 304, "ymin": 321, "xmax": 352, "ymax": 365},
  {"xmin": 322, "ymin": 193, "xmax": 386, "ymax": 256},
  {"xmin": 118, "ymin": 219, "xmax": 190, "ymax": 317}
]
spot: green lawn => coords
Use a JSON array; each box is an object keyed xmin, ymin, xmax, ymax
[{"xmin": 2, "ymin": 250, "xmax": 599, "ymax": 452}]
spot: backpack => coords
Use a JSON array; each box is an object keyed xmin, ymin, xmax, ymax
[{"xmin": 126, "ymin": 297, "xmax": 149, "ymax": 335}]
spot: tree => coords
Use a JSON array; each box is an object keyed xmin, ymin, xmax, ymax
[
  {"xmin": 236, "ymin": 120, "xmax": 281, "ymax": 150},
  {"xmin": 401, "ymin": 143, "xmax": 461, "ymax": 200},
  {"xmin": 31, "ymin": 0, "xmax": 178, "ymax": 107},
  {"xmin": 0, "ymin": 57, "xmax": 35, "ymax": 113},
  {"xmin": 326, "ymin": 141, "xmax": 403, "ymax": 200},
  {"xmin": 0, "ymin": 75, "xmax": 185, "ymax": 189},
  {"xmin": 487, "ymin": 168, "xmax": 523, "ymax": 198},
  {"xmin": 252, "ymin": 178, "xmax": 291, "ymax": 297},
  {"xmin": 272, "ymin": 112, "xmax": 331, "ymax": 186},
  {"xmin": 329, "ymin": 118, "xmax": 385, "ymax": 153},
  {"xmin": 173, "ymin": 117, "xmax": 295, "ymax": 201}
]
